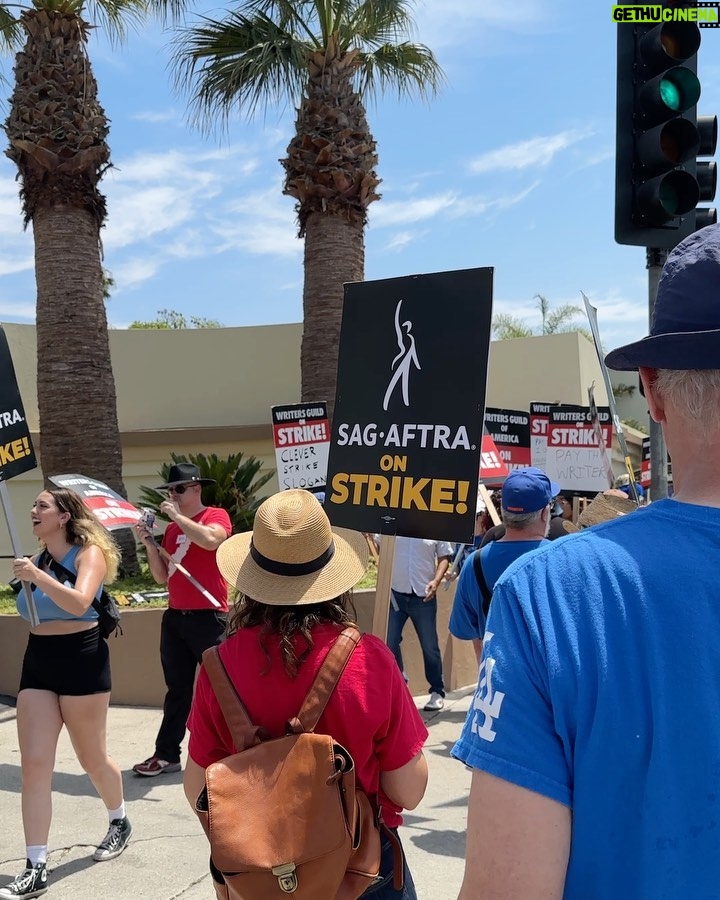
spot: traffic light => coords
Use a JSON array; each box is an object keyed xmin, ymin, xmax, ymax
[{"xmin": 615, "ymin": 9, "xmax": 717, "ymax": 248}]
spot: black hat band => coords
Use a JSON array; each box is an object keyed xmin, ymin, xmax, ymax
[{"xmin": 250, "ymin": 540, "xmax": 336, "ymax": 577}]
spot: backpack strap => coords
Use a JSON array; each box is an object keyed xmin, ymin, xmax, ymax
[
  {"xmin": 472, "ymin": 549, "xmax": 494, "ymax": 618},
  {"xmin": 287, "ymin": 626, "xmax": 362, "ymax": 735},
  {"xmin": 201, "ymin": 646, "xmax": 269, "ymax": 752}
]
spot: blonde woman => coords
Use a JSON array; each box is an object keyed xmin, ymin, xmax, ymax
[{"xmin": 0, "ymin": 489, "xmax": 131, "ymax": 900}]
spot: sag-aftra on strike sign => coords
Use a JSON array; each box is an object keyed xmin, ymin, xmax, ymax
[
  {"xmin": 0, "ymin": 327, "xmax": 37, "ymax": 481},
  {"xmin": 325, "ymin": 268, "xmax": 493, "ymax": 544}
]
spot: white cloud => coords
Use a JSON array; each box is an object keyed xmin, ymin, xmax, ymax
[
  {"xmin": 413, "ymin": 0, "xmax": 549, "ymax": 47},
  {"xmin": 386, "ymin": 231, "xmax": 417, "ymax": 251},
  {"xmin": 449, "ymin": 181, "xmax": 541, "ymax": 218},
  {"xmin": 370, "ymin": 192, "xmax": 458, "ymax": 227},
  {"xmin": 469, "ymin": 129, "xmax": 592, "ymax": 174},
  {"xmin": 213, "ymin": 185, "xmax": 300, "ymax": 257},
  {"xmin": 105, "ymin": 185, "xmax": 200, "ymax": 249},
  {"xmin": 0, "ymin": 255, "xmax": 34, "ymax": 277},
  {"xmin": 0, "ymin": 300, "xmax": 35, "ymax": 321},
  {"xmin": 113, "ymin": 258, "xmax": 162, "ymax": 288},
  {"xmin": 98, "ymin": 146, "xmax": 287, "ymax": 291},
  {"xmin": 130, "ymin": 109, "xmax": 182, "ymax": 124}
]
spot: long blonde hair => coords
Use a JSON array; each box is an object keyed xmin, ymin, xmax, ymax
[{"xmin": 45, "ymin": 488, "xmax": 121, "ymax": 584}]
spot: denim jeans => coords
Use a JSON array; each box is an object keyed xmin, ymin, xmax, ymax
[
  {"xmin": 387, "ymin": 591, "xmax": 445, "ymax": 697},
  {"xmin": 362, "ymin": 829, "xmax": 417, "ymax": 899}
]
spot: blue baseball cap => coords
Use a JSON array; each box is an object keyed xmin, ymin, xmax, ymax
[
  {"xmin": 605, "ymin": 223, "xmax": 720, "ymax": 371},
  {"xmin": 501, "ymin": 467, "xmax": 561, "ymax": 514},
  {"xmin": 617, "ymin": 482, "xmax": 644, "ymax": 499}
]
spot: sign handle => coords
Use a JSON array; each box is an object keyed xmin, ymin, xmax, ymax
[
  {"xmin": 151, "ymin": 539, "xmax": 222, "ymax": 608},
  {"xmin": 478, "ymin": 483, "xmax": 501, "ymax": 526},
  {"xmin": 0, "ymin": 480, "xmax": 39, "ymax": 628},
  {"xmin": 582, "ymin": 292, "xmax": 640, "ymax": 503},
  {"xmin": 372, "ymin": 529, "xmax": 397, "ymax": 643}
]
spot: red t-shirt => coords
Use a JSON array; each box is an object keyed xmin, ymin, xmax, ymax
[
  {"xmin": 187, "ymin": 623, "xmax": 428, "ymax": 828},
  {"xmin": 162, "ymin": 507, "xmax": 232, "ymax": 611}
]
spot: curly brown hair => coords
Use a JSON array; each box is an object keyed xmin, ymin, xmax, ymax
[{"xmin": 227, "ymin": 593, "xmax": 357, "ymax": 678}]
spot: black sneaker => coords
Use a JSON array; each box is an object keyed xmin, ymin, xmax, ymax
[
  {"xmin": 93, "ymin": 817, "xmax": 133, "ymax": 862},
  {"xmin": 0, "ymin": 861, "xmax": 48, "ymax": 899}
]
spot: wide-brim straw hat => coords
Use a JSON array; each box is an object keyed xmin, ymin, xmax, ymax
[
  {"xmin": 217, "ymin": 489, "xmax": 368, "ymax": 606},
  {"xmin": 564, "ymin": 491, "xmax": 639, "ymax": 534}
]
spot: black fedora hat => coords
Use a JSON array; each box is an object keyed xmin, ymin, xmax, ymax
[
  {"xmin": 605, "ymin": 223, "xmax": 720, "ymax": 372},
  {"xmin": 156, "ymin": 462, "xmax": 215, "ymax": 490}
]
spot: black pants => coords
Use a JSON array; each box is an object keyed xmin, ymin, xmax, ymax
[{"xmin": 155, "ymin": 608, "xmax": 227, "ymax": 763}]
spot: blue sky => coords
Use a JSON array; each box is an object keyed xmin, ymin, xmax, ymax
[{"xmin": 1, "ymin": 0, "xmax": 719, "ymax": 351}]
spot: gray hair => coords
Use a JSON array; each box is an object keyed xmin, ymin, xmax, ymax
[
  {"xmin": 501, "ymin": 507, "xmax": 544, "ymax": 530},
  {"xmin": 654, "ymin": 369, "xmax": 720, "ymax": 432}
]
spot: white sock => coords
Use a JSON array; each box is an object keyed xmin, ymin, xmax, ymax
[
  {"xmin": 26, "ymin": 845, "xmax": 47, "ymax": 867},
  {"xmin": 108, "ymin": 803, "xmax": 126, "ymax": 823}
]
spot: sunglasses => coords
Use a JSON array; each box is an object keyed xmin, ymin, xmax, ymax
[{"xmin": 167, "ymin": 483, "xmax": 195, "ymax": 495}]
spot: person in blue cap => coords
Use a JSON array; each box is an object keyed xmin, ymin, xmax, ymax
[
  {"xmin": 453, "ymin": 224, "xmax": 720, "ymax": 900},
  {"xmin": 449, "ymin": 467, "xmax": 559, "ymax": 662}
]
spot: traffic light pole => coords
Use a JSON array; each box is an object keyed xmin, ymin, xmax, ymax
[{"xmin": 647, "ymin": 247, "xmax": 669, "ymax": 500}]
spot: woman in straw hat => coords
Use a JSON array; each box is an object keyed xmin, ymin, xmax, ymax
[{"xmin": 182, "ymin": 489, "xmax": 429, "ymax": 899}]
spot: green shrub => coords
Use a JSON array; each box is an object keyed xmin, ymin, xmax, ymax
[{"xmin": 138, "ymin": 451, "xmax": 274, "ymax": 533}]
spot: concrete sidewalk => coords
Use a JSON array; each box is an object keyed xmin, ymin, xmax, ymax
[{"xmin": 0, "ymin": 687, "xmax": 475, "ymax": 899}]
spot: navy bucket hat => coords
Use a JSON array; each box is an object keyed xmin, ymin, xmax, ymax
[{"xmin": 605, "ymin": 223, "xmax": 720, "ymax": 372}]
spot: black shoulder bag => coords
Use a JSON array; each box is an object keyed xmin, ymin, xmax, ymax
[
  {"xmin": 38, "ymin": 550, "xmax": 122, "ymax": 639},
  {"xmin": 472, "ymin": 550, "xmax": 494, "ymax": 618}
]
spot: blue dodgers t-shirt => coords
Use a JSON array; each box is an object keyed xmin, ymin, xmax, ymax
[
  {"xmin": 452, "ymin": 499, "xmax": 720, "ymax": 900},
  {"xmin": 448, "ymin": 540, "xmax": 547, "ymax": 641}
]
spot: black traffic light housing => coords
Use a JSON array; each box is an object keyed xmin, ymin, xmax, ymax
[{"xmin": 615, "ymin": 8, "xmax": 717, "ymax": 248}]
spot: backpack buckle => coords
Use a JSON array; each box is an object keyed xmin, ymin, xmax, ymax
[{"xmin": 272, "ymin": 863, "xmax": 298, "ymax": 893}]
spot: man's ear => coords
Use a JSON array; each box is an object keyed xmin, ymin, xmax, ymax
[{"xmin": 639, "ymin": 367, "xmax": 665, "ymax": 423}]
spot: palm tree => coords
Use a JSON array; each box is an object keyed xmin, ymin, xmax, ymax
[
  {"xmin": 2, "ymin": 0, "xmax": 184, "ymax": 573},
  {"xmin": 492, "ymin": 294, "xmax": 590, "ymax": 341},
  {"xmin": 173, "ymin": 0, "xmax": 442, "ymax": 419}
]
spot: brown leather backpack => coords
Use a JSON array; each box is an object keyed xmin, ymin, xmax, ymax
[{"xmin": 195, "ymin": 626, "xmax": 404, "ymax": 900}]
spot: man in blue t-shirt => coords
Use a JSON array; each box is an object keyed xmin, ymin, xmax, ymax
[
  {"xmin": 453, "ymin": 223, "xmax": 720, "ymax": 900},
  {"xmin": 449, "ymin": 467, "xmax": 558, "ymax": 661}
]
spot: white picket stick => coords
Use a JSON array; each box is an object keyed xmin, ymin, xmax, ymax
[
  {"xmin": 0, "ymin": 480, "xmax": 39, "ymax": 627},
  {"xmin": 151, "ymin": 539, "xmax": 222, "ymax": 608}
]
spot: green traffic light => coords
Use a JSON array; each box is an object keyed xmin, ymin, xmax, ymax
[
  {"xmin": 660, "ymin": 68, "xmax": 701, "ymax": 114},
  {"xmin": 660, "ymin": 78, "xmax": 681, "ymax": 112}
]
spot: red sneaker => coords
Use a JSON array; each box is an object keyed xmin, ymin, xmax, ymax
[{"xmin": 132, "ymin": 756, "xmax": 181, "ymax": 777}]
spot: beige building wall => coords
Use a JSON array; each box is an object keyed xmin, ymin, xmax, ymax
[
  {"xmin": 0, "ymin": 324, "xmax": 640, "ymax": 577},
  {"xmin": 486, "ymin": 331, "xmax": 609, "ymax": 409},
  {"xmin": 0, "ymin": 585, "xmax": 479, "ymax": 703}
]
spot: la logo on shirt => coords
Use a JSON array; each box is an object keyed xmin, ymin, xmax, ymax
[{"xmin": 471, "ymin": 633, "xmax": 505, "ymax": 743}]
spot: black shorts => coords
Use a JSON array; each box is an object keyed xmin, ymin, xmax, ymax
[{"xmin": 19, "ymin": 627, "xmax": 111, "ymax": 696}]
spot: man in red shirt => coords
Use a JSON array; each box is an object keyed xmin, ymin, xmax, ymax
[{"xmin": 133, "ymin": 463, "xmax": 231, "ymax": 776}]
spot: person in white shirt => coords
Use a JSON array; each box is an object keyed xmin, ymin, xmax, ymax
[{"xmin": 385, "ymin": 537, "xmax": 454, "ymax": 712}]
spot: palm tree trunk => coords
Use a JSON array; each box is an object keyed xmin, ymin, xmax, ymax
[
  {"xmin": 34, "ymin": 205, "xmax": 139, "ymax": 574},
  {"xmin": 301, "ymin": 212, "xmax": 364, "ymax": 421}
]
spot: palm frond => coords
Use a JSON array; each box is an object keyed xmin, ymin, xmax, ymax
[
  {"xmin": 544, "ymin": 303, "xmax": 583, "ymax": 334},
  {"xmin": 492, "ymin": 313, "xmax": 533, "ymax": 340},
  {"xmin": 172, "ymin": 11, "xmax": 309, "ymax": 130},
  {"xmin": 345, "ymin": 0, "xmax": 416, "ymax": 44},
  {"xmin": 357, "ymin": 41, "xmax": 443, "ymax": 101},
  {"xmin": 0, "ymin": 6, "xmax": 22, "ymax": 50},
  {"xmin": 242, "ymin": 0, "xmax": 321, "ymax": 45}
]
